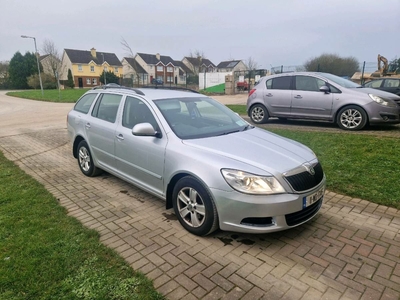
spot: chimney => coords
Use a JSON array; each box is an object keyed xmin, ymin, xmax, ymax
[
  {"xmin": 90, "ymin": 48, "xmax": 97, "ymax": 58},
  {"xmin": 156, "ymin": 53, "xmax": 160, "ymax": 60}
]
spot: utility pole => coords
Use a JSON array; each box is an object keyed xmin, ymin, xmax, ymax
[{"xmin": 21, "ymin": 35, "xmax": 44, "ymax": 96}]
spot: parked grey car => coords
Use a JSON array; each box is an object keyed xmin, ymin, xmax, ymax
[
  {"xmin": 363, "ymin": 78, "xmax": 400, "ymax": 96},
  {"xmin": 247, "ymin": 72, "xmax": 400, "ymax": 130},
  {"xmin": 67, "ymin": 86, "xmax": 326, "ymax": 236}
]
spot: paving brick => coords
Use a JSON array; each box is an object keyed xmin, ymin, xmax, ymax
[
  {"xmin": 221, "ymin": 287, "xmax": 246, "ymax": 300},
  {"xmin": 202, "ymin": 286, "xmax": 226, "ymax": 300},
  {"xmin": 3, "ymin": 117, "xmax": 400, "ymax": 300}
]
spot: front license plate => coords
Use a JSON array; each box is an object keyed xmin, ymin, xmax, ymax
[{"xmin": 303, "ymin": 186, "xmax": 325, "ymax": 208}]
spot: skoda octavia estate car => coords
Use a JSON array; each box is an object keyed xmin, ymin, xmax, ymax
[
  {"xmin": 247, "ymin": 72, "xmax": 400, "ymax": 130},
  {"xmin": 67, "ymin": 85, "xmax": 326, "ymax": 236}
]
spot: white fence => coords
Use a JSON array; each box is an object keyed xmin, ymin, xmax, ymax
[{"xmin": 198, "ymin": 72, "xmax": 232, "ymax": 90}]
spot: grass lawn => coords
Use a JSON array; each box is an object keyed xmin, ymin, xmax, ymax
[
  {"xmin": 267, "ymin": 128, "xmax": 400, "ymax": 209},
  {"xmin": 0, "ymin": 152, "xmax": 163, "ymax": 299},
  {"xmin": 6, "ymin": 89, "xmax": 87, "ymax": 103}
]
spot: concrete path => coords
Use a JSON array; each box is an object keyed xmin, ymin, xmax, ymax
[{"xmin": 0, "ymin": 91, "xmax": 399, "ymax": 299}]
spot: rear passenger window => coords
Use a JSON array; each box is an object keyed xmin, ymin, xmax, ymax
[
  {"xmin": 91, "ymin": 93, "xmax": 122, "ymax": 123},
  {"xmin": 270, "ymin": 76, "xmax": 291, "ymax": 90},
  {"xmin": 74, "ymin": 93, "xmax": 97, "ymax": 114}
]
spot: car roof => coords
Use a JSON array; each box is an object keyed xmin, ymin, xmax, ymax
[{"xmin": 88, "ymin": 85, "xmax": 205, "ymax": 101}]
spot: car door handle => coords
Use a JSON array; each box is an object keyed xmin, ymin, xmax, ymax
[
  {"xmin": 85, "ymin": 123, "xmax": 91, "ymax": 129},
  {"xmin": 116, "ymin": 134, "xmax": 124, "ymax": 140},
  {"xmin": 294, "ymin": 95, "xmax": 303, "ymax": 99},
  {"xmin": 265, "ymin": 93, "xmax": 273, "ymax": 97}
]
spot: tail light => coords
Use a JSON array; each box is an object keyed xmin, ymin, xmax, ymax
[{"xmin": 248, "ymin": 89, "xmax": 256, "ymax": 97}]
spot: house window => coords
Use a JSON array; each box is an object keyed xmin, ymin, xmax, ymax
[
  {"xmin": 104, "ymin": 67, "xmax": 108, "ymax": 72},
  {"xmin": 92, "ymin": 78, "xmax": 97, "ymax": 85},
  {"xmin": 78, "ymin": 64, "xmax": 82, "ymax": 71},
  {"xmin": 90, "ymin": 66, "xmax": 94, "ymax": 72},
  {"xmin": 157, "ymin": 66, "xmax": 163, "ymax": 72},
  {"xmin": 114, "ymin": 67, "xmax": 118, "ymax": 73},
  {"xmin": 175, "ymin": 67, "xmax": 178, "ymax": 71},
  {"xmin": 167, "ymin": 76, "xmax": 173, "ymax": 82},
  {"xmin": 167, "ymin": 66, "xmax": 173, "ymax": 72},
  {"xmin": 86, "ymin": 78, "xmax": 91, "ymax": 85}
]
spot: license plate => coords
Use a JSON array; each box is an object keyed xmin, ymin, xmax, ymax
[{"xmin": 303, "ymin": 186, "xmax": 325, "ymax": 208}]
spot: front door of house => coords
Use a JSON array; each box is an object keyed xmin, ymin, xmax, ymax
[{"xmin": 78, "ymin": 78, "xmax": 83, "ymax": 88}]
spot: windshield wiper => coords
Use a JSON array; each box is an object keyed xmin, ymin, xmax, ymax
[{"xmin": 241, "ymin": 124, "xmax": 254, "ymax": 131}]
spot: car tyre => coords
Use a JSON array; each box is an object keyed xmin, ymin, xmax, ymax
[
  {"xmin": 337, "ymin": 105, "xmax": 367, "ymax": 130},
  {"xmin": 172, "ymin": 176, "xmax": 219, "ymax": 236},
  {"xmin": 250, "ymin": 104, "xmax": 269, "ymax": 124},
  {"xmin": 77, "ymin": 140, "xmax": 102, "ymax": 177}
]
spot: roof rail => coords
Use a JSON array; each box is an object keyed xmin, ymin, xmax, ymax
[
  {"xmin": 92, "ymin": 84, "xmax": 145, "ymax": 96},
  {"xmin": 140, "ymin": 85, "xmax": 200, "ymax": 94}
]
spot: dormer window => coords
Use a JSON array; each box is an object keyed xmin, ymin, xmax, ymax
[{"xmin": 157, "ymin": 65, "xmax": 163, "ymax": 72}]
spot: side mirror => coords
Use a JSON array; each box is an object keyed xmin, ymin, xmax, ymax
[
  {"xmin": 319, "ymin": 85, "xmax": 330, "ymax": 94},
  {"xmin": 132, "ymin": 123, "xmax": 162, "ymax": 138}
]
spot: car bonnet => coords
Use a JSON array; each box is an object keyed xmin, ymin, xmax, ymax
[{"xmin": 182, "ymin": 128, "xmax": 316, "ymax": 175}]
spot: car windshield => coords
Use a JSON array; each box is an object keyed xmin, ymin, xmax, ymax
[
  {"xmin": 320, "ymin": 73, "xmax": 361, "ymax": 88},
  {"xmin": 154, "ymin": 97, "xmax": 251, "ymax": 139}
]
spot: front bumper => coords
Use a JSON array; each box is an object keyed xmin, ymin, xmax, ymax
[{"xmin": 211, "ymin": 178, "xmax": 326, "ymax": 233}]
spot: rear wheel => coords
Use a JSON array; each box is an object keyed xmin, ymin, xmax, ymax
[
  {"xmin": 337, "ymin": 106, "xmax": 367, "ymax": 130},
  {"xmin": 77, "ymin": 140, "xmax": 102, "ymax": 177},
  {"xmin": 172, "ymin": 176, "xmax": 218, "ymax": 236},
  {"xmin": 250, "ymin": 104, "xmax": 269, "ymax": 124}
]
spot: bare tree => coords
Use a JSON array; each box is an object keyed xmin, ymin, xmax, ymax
[
  {"xmin": 41, "ymin": 39, "xmax": 61, "ymax": 80},
  {"xmin": 188, "ymin": 49, "xmax": 207, "ymax": 74},
  {"xmin": 121, "ymin": 37, "xmax": 143, "ymax": 86},
  {"xmin": 246, "ymin": 57, "xmax": 259, "ymax": 70}
]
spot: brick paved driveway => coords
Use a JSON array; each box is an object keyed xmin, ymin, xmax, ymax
[{"xmin": 0, "ymin": 92, "xmax": 399, "ymax": 299}]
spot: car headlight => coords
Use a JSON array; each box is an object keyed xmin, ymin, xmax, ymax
[
  {"xmin": 369, "ymin": 94, "xmax": 396, "ymax": 107},
  {"xmin": 221, "ymin": 169, "xmax": 285, "ymax": 194}
]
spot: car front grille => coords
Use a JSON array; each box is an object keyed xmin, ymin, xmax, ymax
[
  {"xmin": 284, "ymin": 163, "xmax": 324, "ymax": 192},
  {"xmin": 285, "ymin": 198, "xmax": 322, "ymax": 226}
]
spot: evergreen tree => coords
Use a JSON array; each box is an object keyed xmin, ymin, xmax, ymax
[
  {"xmin": 67, "ymin": 69, "xmax": 74, "ymax": 88},
  {"xmin": 8, "ymin": 51, "xmax": 38, "ymax": 89},
  {"xmin": 100, "ymin": 70, "xmax": 120, "ymax": 84}
]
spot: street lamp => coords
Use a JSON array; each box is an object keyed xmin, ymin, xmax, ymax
[
  {"xmin": 21, "ymin": 35, "xmax": 44, "ymax": 96},
  {"xmin": 101, "ymin": 53, "xmax": 107, "ymax": 85}
]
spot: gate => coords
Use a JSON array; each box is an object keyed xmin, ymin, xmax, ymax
[{"xmin": 233, "ymin": 69, "xmax": 268, "ymax": 94}]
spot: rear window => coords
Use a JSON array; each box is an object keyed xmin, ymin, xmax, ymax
[{"xmin": 74, "ymin": 93, "xmax": 98, "ymax": 114}]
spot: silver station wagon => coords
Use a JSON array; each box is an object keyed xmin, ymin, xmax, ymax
[
  {"xmin": 67, "ymin": 85, "xmax": 326, "ymax": 236},
  {"xmin": 247, "ymin": 72, "xmax": 400, "ymax": 130}
]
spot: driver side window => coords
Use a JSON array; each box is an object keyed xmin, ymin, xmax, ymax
[
  {"xmin": 295, "ymin": 76, "xmax": 325, "ymax": 92},
  {"xmin": 122, "ymin": 96, "xmax": 159, "ymax": 130}
]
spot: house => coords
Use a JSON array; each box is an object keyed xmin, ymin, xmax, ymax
[
  {"xmin": 217, "ymin": 60, "xmax": 247, "ymax": 73},
  {"xmin": 60, "ymin": 48, "xmax": 122, "ymax": 88},
  {"xmin": 39, "ymin": 54, "xmax": 60, "ymax": 78},
  {"xmin": 121, "ymin": 57, "xmax": 148, "ymax": 86},
  {"xmin": 182, "ymin": 57, "xmax": 216, "ymax": 74},
  {"xmin": 132, "ymin": 52, "xmax": 185, "ymax": 85}
]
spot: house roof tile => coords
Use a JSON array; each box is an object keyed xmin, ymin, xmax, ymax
[
  {"xmin": 124, "ymin": 57, "xmax": 147, "ymax": 74},
  {"xmin": 64, "ymin": 49, "xmax": 122, "ymax": 66}
]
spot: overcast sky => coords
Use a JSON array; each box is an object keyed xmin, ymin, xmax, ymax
[{"xmin": 1, "ymin": 0, "xmax": 399, "ymax": 69}]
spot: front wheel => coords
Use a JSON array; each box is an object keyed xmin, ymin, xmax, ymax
[
  {"xmin": 337, "ymin": 106, "xmax": 367, "ymax": 130},
  {"xmin": 77, "ymin": 140, "xmax": 102, "ymax": 177},
  {"xmin": 172, "ymin": 176, "xmax": 218, "ymax": 236},
  {"xmin": 250, "ymin": 104, "xmax": 269, "ymax": 124}
]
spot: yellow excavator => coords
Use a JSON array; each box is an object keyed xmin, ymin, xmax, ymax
[
  {"xmin": 377, "ymin": 54, "xmax": 399, "ymax": 76},
  {"xmin": 352, "ymin": 54, "xmax": 400, "ymax": 83}
]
